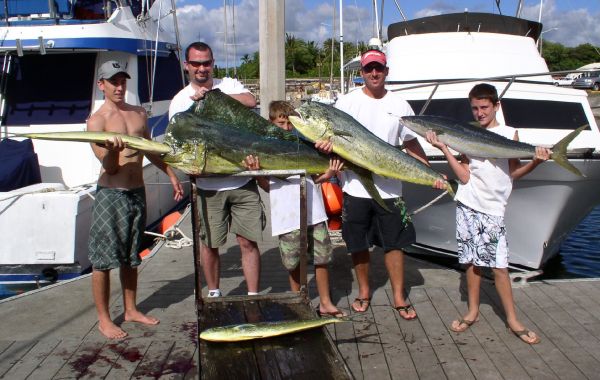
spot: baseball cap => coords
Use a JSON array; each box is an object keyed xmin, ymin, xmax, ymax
[
  {"xmin": 97, "ymin": 60, "xmax": 131, "ymax": 80},
  {"xmin": 360, "ymin": 50, "xmax": 386, "ymax": 67}
]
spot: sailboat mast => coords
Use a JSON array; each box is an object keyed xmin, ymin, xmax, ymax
[{"xmin": 339, "ymin": 0, "xmax": 344, "ymax": 94}]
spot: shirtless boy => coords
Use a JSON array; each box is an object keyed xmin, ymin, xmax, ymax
[{"xmin": 87, "ymin": 60, "xmax": 184, "ymax": 339}]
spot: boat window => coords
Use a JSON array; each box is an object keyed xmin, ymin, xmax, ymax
[
  {"xmin": 501, "ymin": 99, "xmax": 589, "ymax": 130},
  {"xmin": 137, "ymin": 52, "xmax": 184, "ymax": 103},
  {"xmin": 2, "ymin": 54, "xmax": 95, "ymax": 126},
  {"xmin": 406, "ymin": 99, "xmax": 474, "ymax": 123}
]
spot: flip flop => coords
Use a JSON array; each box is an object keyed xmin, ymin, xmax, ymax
[
  {"xmin": 351, "ymin": 297, "xmax": 371, "ymax": 313},
  {"xmin": 316, "ymin": 307, "xmax": 348, "ymax": 318},
  {"xmin": 510, "ymin": 328, "xmax": 540, "ymax": 344},
  {"xmin": 450, "ymin": 318, "xmax": 478, "ymax": 332},
  {"xmin": 394, "ymin": 304, "xmax": 417, "ymax": 320}
]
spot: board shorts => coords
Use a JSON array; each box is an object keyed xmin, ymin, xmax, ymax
[
  {"xmin": 278, "ymin": 221, "xmax": 333, "ymax": 271},
  {"xmin": 341, "ymin": 193, "xmax": 415, "ymax": 253},
  {"xmin": 456, "ymin": 201, "xmax": 509, "ymax": 268},
  {"xmin": 198, "ymin": 180, "xmax": 264, "ymax": 248},
  {"xmin": 88, "ymin": 186, "xmax": 146, "ymax": 270}
]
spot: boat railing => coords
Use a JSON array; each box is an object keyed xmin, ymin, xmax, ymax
[{"xmin": 388, "ymin": 69, "xmax": 594, "ymax": 116}]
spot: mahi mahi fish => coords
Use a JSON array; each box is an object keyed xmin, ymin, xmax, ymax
[
  {"xmin": 401, "ymin": 115, "xmax": 587, "ymax": 177},
  {"xmin": 199, "ymin": 317, "xmax": 345, "ymax": 342},
  {"xmin": 289, "ymin": 101, "xmax": 457, "ymax": 196}
]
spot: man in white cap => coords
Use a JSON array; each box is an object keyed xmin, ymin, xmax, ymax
[
  {"xmin": 332, "ymin": 49, "xmax": 444, "ymax": 319},
  {"xmin": 87, "ymin": 60, "xmax": 184, "ymax": 339}
]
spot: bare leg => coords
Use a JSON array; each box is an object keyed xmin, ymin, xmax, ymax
[
  {"xmin": 121, "ymin": 266, "xmax": 159, "ymax": 325},
  {"xmin": 315, "ymin": 264, "xmax": 345, "ymax": 316},
  {"xmin": 237, "ymin": 235, "xmax": 260, "ymax": 293},
  {"xmin": 386, "ymin": 249, "xmax": 416, "ymax": 319},
  {"xmin": 201, "ymin": 243, "xmax": 221, "ymax": 290},
  {"xmin": 493, "ymin": 268, "xmax": 539, "ymax": 344},
  {"xmin": 451, "ymin": 264, "xmax": 481, "ymax": 331},
  {"xmin": 288, "ymin": 266, "xmax": 301, "ymax": 292},
  {"xmin": 351, "ymin": 250, "xmax": 370, "ymax": 312},
  {"xmin": 92, "ymin": 269, "xmax": 127, "ymax": 339}
]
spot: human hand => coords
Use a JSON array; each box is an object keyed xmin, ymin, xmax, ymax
[
  {"xmin": 533, "ymin": 147, "xmax": 551, "ymax": 162},
  {"xmin": 315, "ymin": 139, "xmax": 333, "ymax": 154},
  {"xmin": 103, "ymin": 136, "xmax": 126, "ymax": 152},
  {"xmin": 243, "ymin": 155, "xmax": 261, "ymax": 170},
  {"xmin": 328, "ymin": 156, "xmax": 344, "ymax": 173},
  {"xmin": 171, "ymin": 177, "xmax": 184, "ymax": 202},
  {"xmin": 425, "ymin": 130, "xmax": 446, "ymax": 150},
  {"xmin": 190, "ymin": 87, "xmax": 209, "ymax": 101}
]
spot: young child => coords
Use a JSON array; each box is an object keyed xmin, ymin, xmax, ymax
[
  {"xmin": 425, "ymin": 83, "xmax": 550, "ymax": 344},
  {"xmin": 244, "ymin": 100, "xmax": 346, "ymax": 317}
]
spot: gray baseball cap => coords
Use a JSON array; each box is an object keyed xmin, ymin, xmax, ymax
[{"xmin": 97, "ymin": 60, "xmax": 131, "ymax": 80}]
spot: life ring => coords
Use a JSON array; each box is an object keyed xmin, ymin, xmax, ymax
[
  {"xmin": 328, "ymin": 216, "xmax": 342, "ymax": 231},
  {"xmin": 321, "ymin": 182, "xmax": 343, "ymax": 216},
  {"xmin": 159, "ymin": 211, "xmax": 181, "ymax": 234}
]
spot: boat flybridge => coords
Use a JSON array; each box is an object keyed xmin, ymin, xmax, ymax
[
  {"xmin": 0, "ymin": 0, "xmax": 186, "ymax": 286},
  {"xmin": 379, "ymin": 12, "xmax": 600, "ymax": 270}
]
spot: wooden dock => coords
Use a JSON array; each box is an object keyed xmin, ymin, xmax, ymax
[{"xmin": 2, "ymin": 206, "xmax": 600, "ymax": 379}]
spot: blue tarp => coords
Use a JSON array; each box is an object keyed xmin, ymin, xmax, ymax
[{"xmin": 0, "ymin": 139, "xmax": 41, "ymax": 192}]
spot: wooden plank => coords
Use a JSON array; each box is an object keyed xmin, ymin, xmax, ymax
[
  {"xmin": 52, "ymin": 340, "xmax": 106, "ymax": 379},
  {"xmin": 332, "ymin": 293, "xmax": 363, "ymax": 380},
  {"xmin": 132, "ymin": 340, "xmax": 176, "ymax": 379},
  {"xmin": 104, "ymin": 340, "xmax": 153, "ymax": 379},
  {"xmin": 0, "ymin": 341, "xmax": 14, "ymax": 356},
  {"xmin": 385, "ymin": 288, "xmax": 446, "ymax": 380},
  {"xmin": 27, "ymin": 339, "xmax": 85, "ymax": 380},
  {"xmin": 0, "ymin": 340, "xmax": 38, "ymax": 377},
  {"xmin": 1, "ymin": 339, "xmax": 61, "ymax": 379},
  {"xmin": 79, "ymin": 341, "xmax": 128, "ymax": 380},
  {"xmin": 158, "ymin": 341, "xmax": 198, "ymax": 379}
]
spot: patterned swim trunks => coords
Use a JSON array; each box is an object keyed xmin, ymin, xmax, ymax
[
  {"xmin": 88, "ymin": 186, "xmax": 147, "ymax": 270},
  {"xmin": 278, "ymin": 222, "xmax": 332, "ymax": 271},
  {"xmin": 456, "ymin": 202, "xmax": 508, "ymax": 268}
]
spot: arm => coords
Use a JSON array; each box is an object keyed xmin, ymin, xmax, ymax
[
  {"xmin": 86, "ymin": 114, "xmax": 124, "ymax": 175},
  {"xmin": 509, "ymin": 131, "xmax": 550, "ymax": 180},
  {"xmin": 229, "ymin": 92, "xmax": 257, "ymax": 108},
  {"xmin": 425, "ymin": 131, "xmax": 471, "ymax": 184},
  {"xmin": 313, "ymin": 156, "xmax": 344, "ymax": 184},
  {"xmin": 243, "ymin": 155, "xmax": 270, "ymax": 191},
  {"xmin": 144, "ymin": 117, "xmax": 184, "ymax": 202}
]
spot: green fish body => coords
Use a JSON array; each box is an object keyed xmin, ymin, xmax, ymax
[
  {"xmin": 199, "ymin": 317, "xmax": 345, "ymax": 342},
  {"xmin": 401, "ymin": 115, "xmax": 586, "ymax": 177},
  {"xmin": 289, "ymin": 102, "xmax": 457, "ymax": 196}
]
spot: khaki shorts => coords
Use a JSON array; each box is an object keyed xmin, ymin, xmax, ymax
[
  {"xmin": 278, "ymin": 221, "xmax": 332, "ymax": 271},
  {"xmin": 198, "ymin": 181, "xmax": 264, "ymax": 248}
]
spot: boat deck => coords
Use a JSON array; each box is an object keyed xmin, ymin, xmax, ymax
[{"xmin": 2, "ymin": 208, "xmax": 600, "ymax": 379}]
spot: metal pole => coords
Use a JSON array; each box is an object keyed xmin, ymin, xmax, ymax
[
  {"xmin": 339, "ymin": 0, "xmax": 344, "ymax": 95},
  {"xmin": 299, "ymin": 172, "xmax": 308, "ymax": 292},
  {"xmin": 170, "ymin": 0, "xmax": 186, "ymax": 88}
]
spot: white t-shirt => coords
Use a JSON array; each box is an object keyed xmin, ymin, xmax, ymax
[
  {"xmin": 269, "ymin": 176, "xmax": 328, "ymax": 236},
  {"xmin": 334, "ymin": 88, "xmax": 417, "ymax": 199},
  {"xmin": 455, "ymin": 124, "xmax": 516, "ymax": 217},
  {"xmin": 168, "ymin": 78, "xmax": 252, "ymax": 191}
]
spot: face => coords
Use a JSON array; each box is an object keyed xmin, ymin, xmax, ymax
[
  {"xmin": 272, "ymin": 115, "xmax": 293, "ymax": 131},
  {"xmin": 361, "ymin": 62, "xmax": 388, "ymax": 90},
  {"xmin": 98, "ymin": 73, "xmax": 128, "ymax": 103},
  {"xmin": 470, "ymin": 97, "xmax": 499, "ymax": 128},
  {"xmin": 185, "ymin": 48, "xmax": 214, "ymax": 85}
]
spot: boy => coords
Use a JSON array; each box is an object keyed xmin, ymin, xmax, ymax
[
  {"xmin": 244, "ymin": 101, "xmax": 346, "ymax": 317},
  {"xmin": 425, "ymin": 83, "xmax": 550, "ymax": 344}
]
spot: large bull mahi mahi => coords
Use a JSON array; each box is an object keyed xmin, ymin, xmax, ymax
[
  {"xmin": 400, "ymin": 115, "xmax": 587, "ymax": 177},
  {"xmin": 289, "ymin": 101, "xmax": 457, "ymax": 196}
]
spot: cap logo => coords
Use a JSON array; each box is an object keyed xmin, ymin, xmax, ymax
[{"xmin": 112, "ymin": 62, "xmax": 120, "ymax": 69}]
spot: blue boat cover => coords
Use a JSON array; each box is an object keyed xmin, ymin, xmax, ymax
[{"xmin": 0, "ymin": 139, "xmax": 41, "ymax": 192}]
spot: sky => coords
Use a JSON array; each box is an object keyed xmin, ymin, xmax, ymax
[{"xmin": 166, "ymin": 0, "xmax": 600, "ymax": 68}]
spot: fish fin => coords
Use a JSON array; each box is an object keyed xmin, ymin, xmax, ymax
[
  {"xmin": 550, "ymin": 125, "xmax": 587, "ymax": 177},
  {"xmin": 333, "ymin": 129, "xmax": 353, "ymax": 138},
  {"xmin": 349, "ymin": 163, "xmax": 391, "ymax": 212},
  {"xmin": 468, "ymin": 121, "xmax": 482, "ymax": 128}
]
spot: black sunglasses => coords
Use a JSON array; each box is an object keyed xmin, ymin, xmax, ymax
[
  {"xmin": 361, "ymin": 63, "xmax": 386, "ymax": 73},
  {"xmin": 186, "ymin": 59, "xmax": 213, "ymax": 68}
]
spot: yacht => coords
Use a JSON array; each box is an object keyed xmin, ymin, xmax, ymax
[
  {"xmin": 0, "ymin": 0, "xmax": 187, "ymax": 291},
  {"xmin": 381, "ymin": 12, "xmax": 600, "ymax": 270}
]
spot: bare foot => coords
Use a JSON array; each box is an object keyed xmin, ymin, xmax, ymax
[
  {"xmin": 99, "ymin": 320, "xmax": 128, "ymax": 339},
  {"xmin": 125, "ymin": 310, "xmax": 160, "ymax": 325}
]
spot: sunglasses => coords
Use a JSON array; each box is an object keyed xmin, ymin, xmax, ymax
[
  {"xmin": 186, "ymin": 59, "xmax": 213, "ymax": 68},
  {"xmin": 361, "ymin": 63, "xmax": 386, "ymax": 73}
]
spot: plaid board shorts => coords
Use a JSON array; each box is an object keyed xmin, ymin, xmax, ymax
[
  {"xmin": 278, "ymin": 221, "xmax": 332, "ymax": 271},
  {"xmin": 456, "ymin": 201, "xmax": 509, "ymax": 268},
  {"xmin": 88, "ymin": 186, "xmax": 147, "ymax": 270}
]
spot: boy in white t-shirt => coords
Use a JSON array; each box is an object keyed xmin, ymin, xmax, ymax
[
  {"xmin": 244, "ymin": 101, "xmax": 346, "ymax": 317},
  {"xmin": 426, "ymin": 83, "xmax": 550, "ymax": 344}
]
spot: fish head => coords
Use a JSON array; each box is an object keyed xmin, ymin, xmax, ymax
[{"xmin": 290, "ymin": 102, "xmax": 337, "ymax": 142}]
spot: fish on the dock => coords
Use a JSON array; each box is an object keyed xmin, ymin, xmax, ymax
[
  {"xmin": 199, "ymin": 317, "xmax": 345, "ymax": 342},
  {"xmin": 289, "ymin": 101, "xmax": 457, "ymax": 196},
  {"xmin": 400, "ymin": 115, "xmax": 587, "ymax": 177}
]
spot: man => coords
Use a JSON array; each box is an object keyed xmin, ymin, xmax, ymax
[
  {"xmin": 87, "ymin": 60, "xmax": 184, "ymax": 339},
  {"xmin": 333, "ymin": 50, "xmax": 444, "ymax": 319},
  {"xmin": 169, "ymin": 42, "xmax": 261, "ymax": 297}
]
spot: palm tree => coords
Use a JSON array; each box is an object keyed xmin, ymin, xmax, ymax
[{"xmin": 285, "ymin": 33, "xmax": 298, "ymax": 75}]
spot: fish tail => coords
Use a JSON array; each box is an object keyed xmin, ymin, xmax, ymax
[
  {"xmin": 551, "ymin": 125, "xmax": 587, "ymax": 177},
  {"xmin": 446, "ymin": 179, "xmax": 458, "ymax": 198}
]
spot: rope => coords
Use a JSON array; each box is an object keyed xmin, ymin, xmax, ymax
[
  {"xmin": 408, "ymin": 190, "xmax": 449, "ymax": 216},
  {"xmin": 144, "ymin": 226, "xmax": 192, "ymax": 249}
]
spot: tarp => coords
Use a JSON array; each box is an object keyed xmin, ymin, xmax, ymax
[{"xmin": 0, "ymin": 139, "xmax": 41, "ymax": 192}]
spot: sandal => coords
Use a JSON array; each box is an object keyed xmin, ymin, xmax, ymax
[
  {"xmin": 510, "ymin": 328, "xmax": 540, "ymax": 344},
  {"xmin": 450, "ymin": 318, "xmax": 478, "ymax": 332},
  {"xmin": 394, "ymin": 304, "xmax": 417, "ymax": 320},
  {"xmin": 351, "ymin": 297, "xmax": 371, "ymax": 313},
  {"xmin": 316, "ymin": 307, "xmax": 348, "ymax": 318}
]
